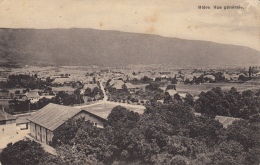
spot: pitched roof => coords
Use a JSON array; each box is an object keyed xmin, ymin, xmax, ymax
[
  {"xmin": 26, "ymin": 91, "xmax": 40, "ymax": 98},
  {"xmin": 27, "ymin": 103, "xmax": 82, "ymax": 131},
  {"xmin": 124, "ymin": 83, "xmax": 136, "ymax": 89},
  {"xmin": 166, "ymin": 89, "xmax": 178, "ymax": 96},
  {"xmin": 0, "ymin": 109, "xmax": 16, "ymax": 121},
  {"xmin": 111, "ymin": 79, "xmax": 125, "ymax": 90}
]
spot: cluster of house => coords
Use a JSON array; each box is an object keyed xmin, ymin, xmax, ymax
[{"xmin": 11, "ymin": 91, "xmax": 55, "ymax": 103}]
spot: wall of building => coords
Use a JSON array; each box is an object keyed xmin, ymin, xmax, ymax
[
  {"xmin": 30, "ymin": 122, "xmax": 53, "ymax": 144},
  {"xmin": 41, "ymin": 127, "xmax": 47, "ymax": 144},
  {"xmin": 0, "ymin": 119, "xmax": 16, "ymax": 137},
  {"xmin": 46, "ymin": 129, "xmax": 53, "ymax": 144},
  {"xmin": 36, "ymin": 124, "xmax": 41, "ymax": 141},
  {"xmin": 30, "ymin": 122, "xmax": 36, "ymax": 138}
]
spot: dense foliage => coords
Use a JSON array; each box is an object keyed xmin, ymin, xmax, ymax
[
  {"xmin": 0, "ymin": 139, "xmax": 47, "ymax": 165},
  {"xmin": 3, "ymin": 86, "xmax": 260, "ymax": 164},
  {"xmin": 41, "ymin": 102, "xmax": 260, "ymax": 164},
  {"xmin": 0, "ymin": 74, "xmax": 52, "ymax": 89},
  {"xmin": 195, "ymin": 87, "xmax": 260, "ymax": 121}
]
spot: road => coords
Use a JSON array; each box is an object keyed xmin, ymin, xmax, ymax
[
  {"xmin": 74, "ymin": 80, "xmax": 145, "ymax": 110},
  {"xmin": 98, "ymin": 80, "xmax": 108, "ymax": 101}
]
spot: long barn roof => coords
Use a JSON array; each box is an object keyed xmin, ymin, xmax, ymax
[{"xmin": 27, "ymin": 103, "xmax": 82, "ymax": 131}]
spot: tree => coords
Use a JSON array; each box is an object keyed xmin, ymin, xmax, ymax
[
  {"xmin": 122, "ymin": 84, "xmax": 128, "ymax": 93},
  {"xmin": 184, "ymin": 93, "xmax": 194, "ymax": 107},
  {"xmin": 238, "ymin": 74, "xmax": 248, "ymax": 82},
  {"xmin": 51, "ymin": 117, "xmax": 86, "ymax": 147},
  {"xmin": 166, "ymin": 84, "xmax": 176, "ymax": 91},
  {"xmin": 174, "ymin": 93, "xmax": 182, "ymax": 102},
  {"xmin": 164, "ymin": 92, "xmax": 172, "ymax": 104},
  {"xmin": 209, "ymin": 141, "xmax": 246, "ymax": 165},
  {"xmin": 0, "ymin": 139, "xmax": 46, "ymax": 165},
  {"xmin": 249, "ymin": 66, "xmax": 252, "ymax": 79}
]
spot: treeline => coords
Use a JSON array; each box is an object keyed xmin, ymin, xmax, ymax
[
  {"xmin": 0, "ymin": 74, "xmax": 52, "ymax": 89},
  {"xmin": 195, "ymin": 87, "xmax": 260, "ymax": 121}
]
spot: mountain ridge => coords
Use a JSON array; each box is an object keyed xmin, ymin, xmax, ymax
[{"xmin": 0, "ymin": 28, "xmax": 259, "ymax": 67}]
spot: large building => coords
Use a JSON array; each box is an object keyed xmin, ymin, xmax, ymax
[
  {"xmin": 0, "ymin": 107, "xmax": 16, "ymax": 137},
  {"xmin": 27, "ymin": 103, "xmax": 107, "ymax": 144}
]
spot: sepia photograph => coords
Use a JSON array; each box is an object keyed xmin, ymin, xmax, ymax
[{"xmin": 0, "ymin": 0, "xmax": 259, "ymax": 164}]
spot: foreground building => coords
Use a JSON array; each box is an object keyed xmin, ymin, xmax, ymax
[{"xmin": 27, "ymin": 103, "xmax": 107, "ymax": 144}]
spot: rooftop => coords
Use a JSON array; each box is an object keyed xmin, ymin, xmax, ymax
[{"xmin": 27, "ymin": 103, "xmax": 82, "ymax": 131}]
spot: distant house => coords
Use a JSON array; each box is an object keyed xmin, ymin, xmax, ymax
[
  {"xmin": 22, "ymin": 91, "xmax": 40, "ymax": 103},
  {"xmin": 0, "ymin": 107, "xmax": 16, "ymax": 137},
  {"xmin": 125, "ymin": 83, "xmax": 138, "ymax": 93},
  {"xmin": 124, "ymin": 83, "xmax": 147, "ymax": 93},
  {"xmin": 110, "ymin": 79, "xmax": 125, "ymax": 90},
  {"xmin": 204, "ymin": 75, "xmax": 215, "ymax": 82},
  {"xmin": 27, "ymin": 103, "xmax": 107, "ymax": 144},
  {"xmin": 223, "ymin": 73, "xmax": 231, "ymax": 81},
  {"xmin": 165, "ymin": 89, "xmax": 178, "ymax": 97}
]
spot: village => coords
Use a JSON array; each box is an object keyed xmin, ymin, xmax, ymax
[{"xmin": 0, "ymin": 64, "xmax": 260, "ymax": 164}]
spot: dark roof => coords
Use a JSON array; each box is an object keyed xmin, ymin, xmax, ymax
[
  {"xmin": 0, "ymin": 109, "xmax": 16, "ymax": 121},
  {"xmin": 27, "ymin": 103, "xmax": 83, "ymax": 131}
]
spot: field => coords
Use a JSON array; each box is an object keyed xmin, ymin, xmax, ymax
[{"xmin": 167, "ymin": 82, "xmax": 260, "ymax": 96}]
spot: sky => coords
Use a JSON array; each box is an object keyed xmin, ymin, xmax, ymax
[{"xmin": 0, "ymin": 0, "xmax": 259, "ymax": 51}]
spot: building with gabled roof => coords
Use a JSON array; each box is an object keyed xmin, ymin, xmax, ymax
[
  {"xmin": 27, "ymin": 103, "xmax": 107, "ymax": 144},
  {"xmin": 22, "ymin": 91, "xmax": 40, "ymax": 103}
]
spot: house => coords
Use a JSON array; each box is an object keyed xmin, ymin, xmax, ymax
[
  {"xmin": 22, "ymin": 91, "xmax": 40, "ymax": 103},
  {"xmin": 109, "ymin": 79, "xmax": 125, "ymax": 90},
  {"xmin": 124, "ymin": 83, "xmax": 137, "ymax": 93},
  {"xmin": 204, "ymin": 75, "xmax": 215, "ymax": 82},
  {"xmin": 165, "ymin": 89, "xmax": 178, "ymax": 97},
  {"xmin": 0, "ymin": 106, "xmax": 16, "ymax": 137},
  {"xmin": 27, "ymin": 103, "xmax": 107, "ymax": 144},
  {"xmin": 124, "ymin": 83, "xmax": 146, "ymax": 93}
]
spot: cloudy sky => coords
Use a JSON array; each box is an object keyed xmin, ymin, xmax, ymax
[{"xmin": 0, "ymin": 0, "xmax": 259, "ymax": 50}]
